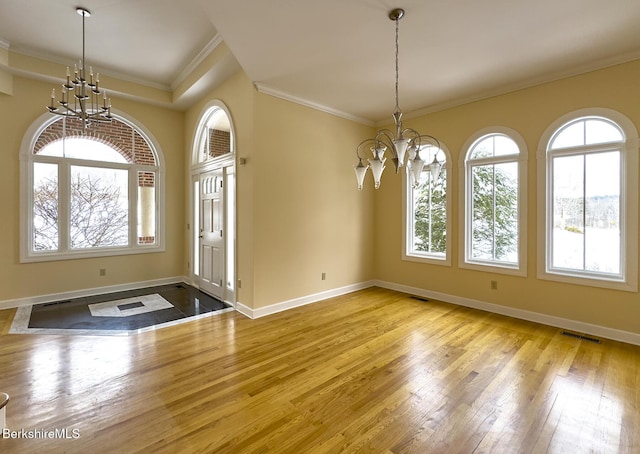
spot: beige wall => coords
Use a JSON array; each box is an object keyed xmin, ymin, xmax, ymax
[
  {"xmin": 0, "ymin": 76, "xmax": 185, "ymax": 301},
  {"xmin": 374, "ymin": 59, "xmax": 640, "ymax": 334},
  {"xmin": 251, "ymin": 93, "xmax": 374, "ymax": 308}
]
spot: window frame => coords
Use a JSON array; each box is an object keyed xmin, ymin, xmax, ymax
[
  {"xmin": 20, "ymin": 111, "xmax": 165, "ymax": 262},
  {"xmin": 459, "ymin": 127, "xmax": 528, "ymax": 276},
  {"xmin": 537, "ymin": 108, "xmax": 638, "ymax": 291},
  {"xmin": 402, "ymin": 144, "xmax": 452, "ymax": 266}
]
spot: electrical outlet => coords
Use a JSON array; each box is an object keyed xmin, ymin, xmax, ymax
[
  {"xmin": 99, "ymin": 268, "xmax": 107, "ymax": 277},
  {"xmin": 490, "ymin": 280, "xmax": 498, "ymax": 290},
  {"xmin": 238, "ymin": 279, "xmax": 242, "ymax": 289},
  {"xmin": 322, "ymin": 272, "xmax": 326, "ymax": 280}
]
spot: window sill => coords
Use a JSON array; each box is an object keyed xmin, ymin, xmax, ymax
[{"xmin": 20, "ymin": 244, "xmax": 165, "ymax": 263}]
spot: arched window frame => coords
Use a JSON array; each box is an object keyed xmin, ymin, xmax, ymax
[
  {"xmin": 20, "ymin": 110, "xmax": 165, "ymax": 262},
  {"xmin": 403, "ymin": 143, "xmax": 452, "ymax": 266},
  {"xmin": 191, "ymin": 100, "xmax": 236, "ymax": 170},
  {"xmin": 459, "ymin": 127, "xmax": 528, "ymax": 276},
  {"xmin": 537, "ymin": 108, "xmax": 638, "ymax": 291}
]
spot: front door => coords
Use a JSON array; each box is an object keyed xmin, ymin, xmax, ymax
[{"xmin": 198, "ymin": 169, "xmax": 224, "ymax": 299}]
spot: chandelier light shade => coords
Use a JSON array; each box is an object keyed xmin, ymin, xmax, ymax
[
  {"xmin": 354, "ymin": 8, "xmax": 442, "ymax": 190},
  {"xmin": 46, "ymin": 7, "xmax": 112, "ymax": 130}
]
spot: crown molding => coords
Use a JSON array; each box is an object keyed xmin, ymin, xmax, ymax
[
  {"xmin": 253, "ymin": 82, "xmax": 374, "ymax": 126},
  {"xmin": 171, "ymin": 33, "xmax": 224, "ymax": 91}
]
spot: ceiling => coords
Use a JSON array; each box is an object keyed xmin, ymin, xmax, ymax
[{"xmin": 2, "ymin": 0, "xmax": 640, "ymax": 123}]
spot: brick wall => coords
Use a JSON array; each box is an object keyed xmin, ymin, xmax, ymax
[
  {"xmin": 208, "ymin": 129, "xmax": 230, "ymax": 158},
  {"xmin": 34, "ymin": 117, "xmax": 156, "ymax": 166}
]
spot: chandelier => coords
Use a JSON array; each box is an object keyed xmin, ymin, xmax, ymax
[
  {"xmin": 47, "ymin": 7, "xmax": 112, "ymax": 130},
  {"xmin": 354, "ymin": 8, "xmax": 442, "ymax": 190}
]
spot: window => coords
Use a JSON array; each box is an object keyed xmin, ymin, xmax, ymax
[
  {"xmin": 404, "ymin": 145, "xmax": 451, "ymax": 265},
  {"xmin": 538, "ymin": 110, "xmax": 638, "ymax": 290},
  {"xmin": 461, "ymin": 128, "xmax": 527, "ymax": 274},
  {"xmin": 21, "ymin": 113, "xmax": 164, "ymax": 262}
]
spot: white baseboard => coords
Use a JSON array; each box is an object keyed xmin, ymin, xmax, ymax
[
  {"xmin": 373, "ymin": 280, "xmax": 640, "ymax": 347},
  {"xmin": 0, "ymin": 276, "xmax": 190, "ymax": 310},
  {"xmin": 234, "ymin": 281, "xmax": 375, "ymax": 319}
]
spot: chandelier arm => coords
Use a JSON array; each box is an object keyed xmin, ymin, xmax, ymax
[{"xmin": 355, "ymin": 138, "xmax": 376, "ymax": 160}]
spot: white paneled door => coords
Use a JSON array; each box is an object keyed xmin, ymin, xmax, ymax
[{"xmin": 198, "ymin": 169, "xmax": 224, "ymax": 300}]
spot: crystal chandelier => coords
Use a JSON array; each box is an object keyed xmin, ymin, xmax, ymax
[
  {"xmin": 46, "ymin": 7, "xmax": 112, "ymax": 130},
  {"xmin": 354, "ymin": 8, "xmax": 442, "ymax": 190}
]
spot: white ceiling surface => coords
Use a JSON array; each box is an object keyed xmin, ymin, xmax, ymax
[{"xmin": 2, "ymin": 1, "xmax": 640, "ymax": 121}]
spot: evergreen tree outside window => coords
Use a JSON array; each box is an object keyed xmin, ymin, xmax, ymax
[
  {"xmin": 405, "ymin": 147, "xmax": 450, "ymax": 264},
  {"xmin": 461, "ymin": 129, "xmax": 527, "ymax": 275}
]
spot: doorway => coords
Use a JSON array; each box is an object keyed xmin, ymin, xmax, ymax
[{"xmin": 191, "ymin": 101, "xmax": 236, "ymax": 305}]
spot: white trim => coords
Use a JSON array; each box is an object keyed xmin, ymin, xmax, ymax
[
  {"xmin": 233, "ymin": 281, "xmax": 375, "ymax": 319},
  {"xmin": 171, "ymin": 34, "xmax": 224, "ymax": 91},
  {"xmin": 459, "ymin": 127, "xmax": 528, "ymax": 276},
  {"xmin": 0, "ymin": 276, "xmax": 189, "ymax": 311},
  {"xmin": 253, "ymin": 82, "xmax": 374, "ymax": 126},
  {"xmin": 373, "ymin": 280, "xmax": 640, "ymax": 347}
]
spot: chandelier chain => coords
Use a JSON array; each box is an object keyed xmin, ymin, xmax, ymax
[{"xmin": 394, "ymin": 15, "xmax": 400, "ymax": 111}]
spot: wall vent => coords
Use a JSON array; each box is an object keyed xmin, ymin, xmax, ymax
[
  {"xmin": 42, "ymin": 300, "xmax": 71, "ymax": 307},
  {"xmin": 410, "ymin": 296, "xmax": 430, "ymax": 302},
  {"xmin": 561, "ymin": 331, "xmax": 602, "ymax": 344}
]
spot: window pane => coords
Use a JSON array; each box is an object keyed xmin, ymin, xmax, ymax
[
  {"xmin": 33, "ymin": 162, "xmax": 59, "ymax": 251},
  {"xmin": 550, "ymin": 121, "xmax": 585, "ymax": 149},
  {"xmin": 137, "ymin": 171, "xmax": 156, "ymax": 245},
  {"xmin": 40, "ymin": 138, "xmax": 127, "ymax": 163},
  {"xmin": 412, "ymin": 167, "xmax": 447, "ymax": 255},
  {"xmin": 471, "ymin": 165, "xmax": 494, "ymax": 260},
  {"xmin": 585, "ymin": 119, "xmax": 623, "ymax": 145},
  {"xmin": 471, "ymin": 163, "xmax": 518, "ymax": 262},
  {"xmin": 70, "ymin": 166, "xmax": 129, "ymax": 249},
  {"xmin": 585, "ymin": 152, "xmax": 620, "ymax": 273},
  {"xmin": 469, "ymin": 136, "xmax": 494, "ymax": 159},
  {"xmin": 552, "ymin": 155, "xmax": 585, "ymax": 270},
  {"xmin": 493, "ymin": 135, "xmax": 519, "ymax": 157}
]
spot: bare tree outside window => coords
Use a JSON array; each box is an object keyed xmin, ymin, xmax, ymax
[{"xmin": 33, "ymin": 172, "xmax": 129, "ymax": 250}]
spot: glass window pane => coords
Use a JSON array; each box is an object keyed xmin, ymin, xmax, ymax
[
  {"xmin": 70, "ymin": 166, "xmax": 129, "ymax": 249},
  {"xmin": 412, "ymin": 167, "xmax": 447, "ymax": 255},
  {"xmin": 493, "ymin": 162, "xmax": 518, "ymax": 262},
  {"xmin": 552, "ymin": 155, "xmax": 584, "ymax": 269},
  {"xmin": 469, "ymin": 136, "xmax": 494, "ymax": 159},
  {"xmin": 585, "ymin": 152, "xmax": 620, "ymax": 273},
  {"xmin": 471, "ymin": 165, "xmax": 495, "ymax": 260},
  {"xmin": 471, "ymin": 163, "xmax": 518, "ymax": 262},
  {"xmin": 33, "ymin": 162, "xmax": 59, "ymax": 251},
  {"xmin": 40, "ymin": 138, "xmax": 127, "ymax": 163},
  {"xmin": 137, "ymin": 171, "xmax": 156, "ymax": 245},
  {"xmin": 585, "ymin": 119, "xmax": 623, "ymax": 145},
  {"xmin": 493, "ymin": 135, "xmax": 519, "ymax": 157},
  {"xmin": 550, "ymin": 121, "xmax": 585, "ymax": 149}
]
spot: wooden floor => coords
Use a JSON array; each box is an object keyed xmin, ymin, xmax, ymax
[{"xmin": 0, "ymin": 287, "xmax": 639, "ymax": 453}]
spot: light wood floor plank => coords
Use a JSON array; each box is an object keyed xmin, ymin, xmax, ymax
[{"xmin": 0, "ymin": 287, "xmax": 639, "ymax": 453}]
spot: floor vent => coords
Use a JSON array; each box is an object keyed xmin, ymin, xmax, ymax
[
  {"xmin": 175, "ymin": 284, "xmax": 186, "ymax": 289},
  {"xmin": 43, "ymin": 300, "xmax": 71, "ymax": 307},
  {"xmin": 410, "ymin": 296, "xmax": 430, "ymax": 302},
  {"xmin": 561, "ymin": 331, "xmax": 602, "ymax": 344}
]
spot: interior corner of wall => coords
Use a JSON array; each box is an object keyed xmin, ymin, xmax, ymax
[{"xmin": 0, "ymin": 68, "xmax": 13, "ymax": 95}]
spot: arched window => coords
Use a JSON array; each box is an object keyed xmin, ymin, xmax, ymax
[
  {"xmin": 461, "ymin": 128, "xmax": 527, "ymax": 274},
  {"xmin": 538, "ymin": 109, "xmax": 638, "ymax": 290},
  {"xmin": 404, "ymin": 145, "xmax": 451, "ymax": 265},
  {"xmin": 194, "ymin": 106, "xmax": 233, "ymax": 164},
  {"xmin": 20, "ymin": 113, "xmax": 164, "ymax": 261}
]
